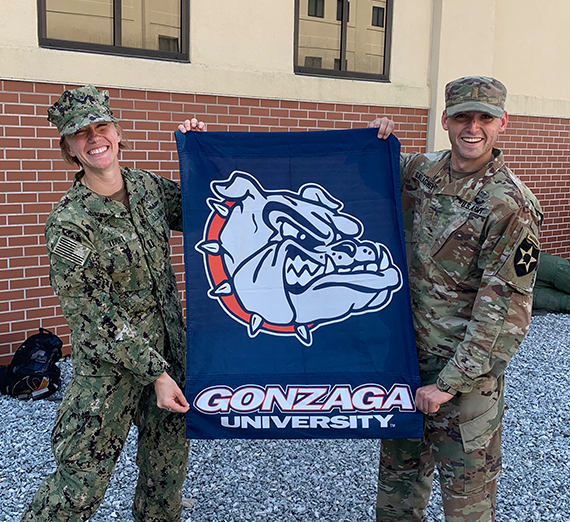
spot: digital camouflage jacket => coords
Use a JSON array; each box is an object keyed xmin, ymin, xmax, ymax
[
  {"xmin": 401, "ymin": 149, "xmax": 543, "ymax": 393},
  {"xmin": 45, "ymin": 167, "xmax": 186, "ymax": 385}
]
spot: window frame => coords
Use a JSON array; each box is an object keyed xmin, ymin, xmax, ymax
[
  {"xmin": 294, "ymin": 0, "xmax": 393, "ymax": 82},
  {"xmin": 308, "ymin": 0, "xmax": 325, "ymax": 18},
  {"xmin": 37, "ymin": 0, "xmax": 190, "ymax": 62},
  {"xmin": 372, "ymin": 5, "xmax": 385, "ymax": 27}
]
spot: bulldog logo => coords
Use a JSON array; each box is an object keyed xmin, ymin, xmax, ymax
[{"xmin": 196, "ymin": 171, "xmax": 402, "ymax": 346}]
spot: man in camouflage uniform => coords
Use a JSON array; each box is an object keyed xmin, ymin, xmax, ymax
[
  {"xmin": 21, "ymin": 86, "xmax": 200, "ymax": 522},
  {"xmin": 371, "ymin": 76, "xmax": 543, "ymax": 521}
]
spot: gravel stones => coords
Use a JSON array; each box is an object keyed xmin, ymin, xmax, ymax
[{"xmin": 1, "ymin": 313, "xmax": 569, "ymax": 521}]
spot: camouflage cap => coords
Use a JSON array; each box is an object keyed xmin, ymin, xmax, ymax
[
  {"xmin": 47, "ymin": 85, "xmax": 118, "ymax": 136},
  {"xmin": 445, "ymin": 76, "xmax": 507, "ymax": 118}
]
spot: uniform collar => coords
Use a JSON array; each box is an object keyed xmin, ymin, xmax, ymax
[
  {"xmin": 428, "ymin": 149, "xmax": 504, "ymax": 202},
  {"xmin": 122, "ymin": 167, "xmax": 145, "ymax": 209},
  {"xmin": 72, "ymin": 168, "xmax": 133, "ymax": 220}
]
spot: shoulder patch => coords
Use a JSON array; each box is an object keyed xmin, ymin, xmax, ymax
[
  {"xmin": 52, "ymin": 236, "xmax": 93, "ymax": 266},
  {"xmin": 497, "ymin": 231, "xmax": 540, "ymax": 294},
  {"xmin": 513, "ymin": 234, "xmax": 540, "ymax": 277}
]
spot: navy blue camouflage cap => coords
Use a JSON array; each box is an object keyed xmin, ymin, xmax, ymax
[
  {"xmin": 445, "ymin": 76, "xmax": 507, "ymax": 118},
  {"xmin": 47, "ymin": 85, "xmax": 118, "ymax": 136}
]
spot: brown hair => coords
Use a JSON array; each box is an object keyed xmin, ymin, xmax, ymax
[{"xmin": 59, "ymin": 123, "xmax": 131, "ymax": 167}]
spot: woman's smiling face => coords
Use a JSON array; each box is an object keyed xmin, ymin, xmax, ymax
[{"xmin": 65, "ymin": 122, "xmax": 122, "ymax": 175}]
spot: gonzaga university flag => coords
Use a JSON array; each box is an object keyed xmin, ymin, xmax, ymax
[{"xmin": 175, "ymin": 128, "xmax": 422, "ymax": 440}]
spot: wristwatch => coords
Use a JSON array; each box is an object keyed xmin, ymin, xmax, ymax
[{"xmin": 436, "ymin": 377, "xmax": 457, "ymax": 396}]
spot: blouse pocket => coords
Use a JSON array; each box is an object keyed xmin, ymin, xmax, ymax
[
  {"xmin": 430, "ymin": 212, "xmax": 485, "ymax": 285},
  {"xmin": 105, "ymin": 237, "xmax": 153, "ymax": 292}
]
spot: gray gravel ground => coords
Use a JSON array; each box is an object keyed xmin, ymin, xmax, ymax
[{"xmin": 1, "ymin": 312, "xmax": 569, "ymax": 522}]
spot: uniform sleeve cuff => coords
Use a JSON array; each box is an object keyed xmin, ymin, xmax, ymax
[
  {"xmin": 438, "ymin": 362, "xmax": 475, "ymax": 394},
  {"xmin": 138, "ymin": 350, "xmax": 170, "ymax": 386}
]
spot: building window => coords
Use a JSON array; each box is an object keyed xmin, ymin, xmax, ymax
[
  {"xmin": 372, "ymin": 6, "xmax": 385, "ymax": 27},
  {"xmin": 336, "ymin": 0, "xmax": 349, "ymax": 22},
  {"xmin": 159, "ymin": 35, "xmax": 180, "ymax": 53},
  {"xmin": 295, "ymin": 0, "xmax": 392, "ymax": 81},
  {"xmin": 305, "ymin": 56, "xmax": 323, "ymax": 68},
  {"xmin": 37, "ymin": 0, "xmax": 189, "ymax": 61},
  {"xmin": 308, "ymin": 0, "xmax": 324, "ymax": 18}
]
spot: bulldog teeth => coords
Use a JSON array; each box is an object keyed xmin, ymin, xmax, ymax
[
  {"xmin": 249, "ymin": 313, "xmax": 264, "ymax": 337},
  {"xmin": 286, "ymin": 255, "xmax": 325, "ymax": 286},
  {"xmin": 208, "ymin": 281, "xmax": 232, "ymax": 297},
  {"xmin": 196, "ymin": 240, "xmax": 220, "ymax": 254},
  {"xmin": 325, "ymin": 256, "xmax": 335, "ymax": 274},
  {"xmin": 366, "ymin": 263, "xmax": 378, "ymax": 272},
  {"xmin": 295, "ymin": 324, "xmax": 312, "ymax": 345},
  {"xmin": 207, "ymin": 198, "xmax": 230, "ymax": 217}
]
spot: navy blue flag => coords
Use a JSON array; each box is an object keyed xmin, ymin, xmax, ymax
[{"xmin": 176, "ymin": 128, "xmax": 422, "ymax": 439}]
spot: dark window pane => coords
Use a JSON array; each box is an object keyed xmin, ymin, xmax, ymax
[
  {"xmin": 45, "ymin": 0, "xmax": 113, "ymax": 45},
  {"xmin": 305, "ymin": 56, "xmax": 323, "ymax": 68},
  {"xmin": 372, "ymin": 5, "xmax": 385, "ymax": 27},
  {"xmin": 337, "ymin": 0, "xmax": 349, "ymax": 22},
  {"xmin": 345, "ymin": 0, "xmax": 387, "ymax": 75},
  {"xmin": 295, "ymin": 0, "xmax": 390, "ymax": 79},
  {"xmin": 159, "ymin": 35, "xmax": 179, "ymax": 52},
  {"xmin": 298, "ymin": 0, "xmax": 342, "ymax": 70},
  {"xmin": 40, "ymin": 0, "xmax": 187, "ymax": 60},
  {"xmin": 308, "ymin": 0, "xmax": 324, "ymax": 18},
  {"xmin": 122, "ymin": 0, "xmax": 181, "ymax": 51}
]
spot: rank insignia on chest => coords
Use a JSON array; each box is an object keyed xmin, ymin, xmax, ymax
[{"xmin": 513, "ymin": 235, "xmax": 539, "ymax": 277}]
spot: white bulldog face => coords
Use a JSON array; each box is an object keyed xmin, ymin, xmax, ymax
[{"xmin": 196, "ymin": 171, "xmax": 402, "ymax": 345}]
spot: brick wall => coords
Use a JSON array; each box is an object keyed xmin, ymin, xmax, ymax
[
  {"xmin": 0, "ymin": 79, "xmax": 428, "ymax": 363},
  {"xmin": 3, "ymin": 80, "xmax": 569, "ymax": 363},
  {"xmin": 497, "ymin": 115, "xmax": 570, "ymax": 257}
]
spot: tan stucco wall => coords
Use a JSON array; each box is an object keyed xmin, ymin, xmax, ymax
[
  {"xmin": 0, "ymin": 0, "xmax": 429, "ymax": 109},
  {"xmin": 427, "ymin": 0, "xmax": 570, "ymax": 149},
  {"xmin": 2, "ymin": 0, "xmax": 570, "ymax": 150}
]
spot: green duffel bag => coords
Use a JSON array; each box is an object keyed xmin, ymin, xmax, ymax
[
  {"xmin": 535, "ymin": 252, "xmax": 570, "ymax": 293},
  {"xmin": 533, "ymin": 283, "xmax": 570, "ymax": 313}
]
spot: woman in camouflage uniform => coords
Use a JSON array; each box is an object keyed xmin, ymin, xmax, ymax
[{"xmin": 21, "ymin": 86, "xmax": 203, "ymax": 522}]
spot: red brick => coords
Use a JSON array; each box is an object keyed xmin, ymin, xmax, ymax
[
  {"xmin": 281, "ymin": 100, "xmax": 300, "ymax": 109},
  {"xmin": 0, "ymin": 92, "xmax": 19, "ymax": 103},
  {"xmin": 260, "ymin": 99, "xmax": 280, "ymax": 108},
  {"xmin": 172, "ymin": 93, "xmax": 195, "ymax": 103},
  {"xmin": 144, "ymin": 90, "xmax": 171, "ymax": 101},
  {"xmin": 159, "ymin": 102, "xmax": 184, "ymax": 113},
  {"xmin": 206, "ymin": 124, "xmax": 229, "ymax": 132},
  {"xmin": 195, "ymin": 94, "xmax": 217, "ymax": 104},
  {"xmin": 239, "ymin": 98, "xmax": 261, "ymax": 107},
  {"xmin": 207, "ymin": 105, "xmax": 229, "ymax": 115},
  {"xmin": 25, "ymin": 266, "xmax": 50, "ymax": 278},
  {"xmin": 8, "ymin": 214, "xmax": 38, "ymax": 226},
  {"xmin": 4, "ymin": 81, "xmax": 34, "ymax": 92},
  {"xmin": 229, "ymin": 106, "xmax": 250, "ymax": 116}
]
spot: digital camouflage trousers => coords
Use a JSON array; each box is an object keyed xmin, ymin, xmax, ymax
[
  {"xmin": 376, "ymin": 353, "xmax": 504, "ymax": 522},
  {"xmin": 20, "ymin": 372, "xmax": 189, "ymax": 522}
]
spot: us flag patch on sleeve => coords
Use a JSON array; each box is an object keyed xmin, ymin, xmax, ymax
[{"xmin": 52, "ymin": 235, "xmax": 92, "ymax": 266}]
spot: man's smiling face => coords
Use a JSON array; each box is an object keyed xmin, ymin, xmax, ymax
[
  {"xmin": 442, "ymin": 110, "xmax": 508, "ymax": 172},
  {"xmin": 65, "ymin": 121, "xmax": 121, "ymax": 174}
]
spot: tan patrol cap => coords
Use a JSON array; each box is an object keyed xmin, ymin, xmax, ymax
[{"xmin": 445, "ymin": 76, "xmax": 507, "ymax": 118}]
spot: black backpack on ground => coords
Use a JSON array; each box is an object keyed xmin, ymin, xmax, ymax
[{"xmin": 0, "ymin": 328, "xmax": 63, "ymax": 400}]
